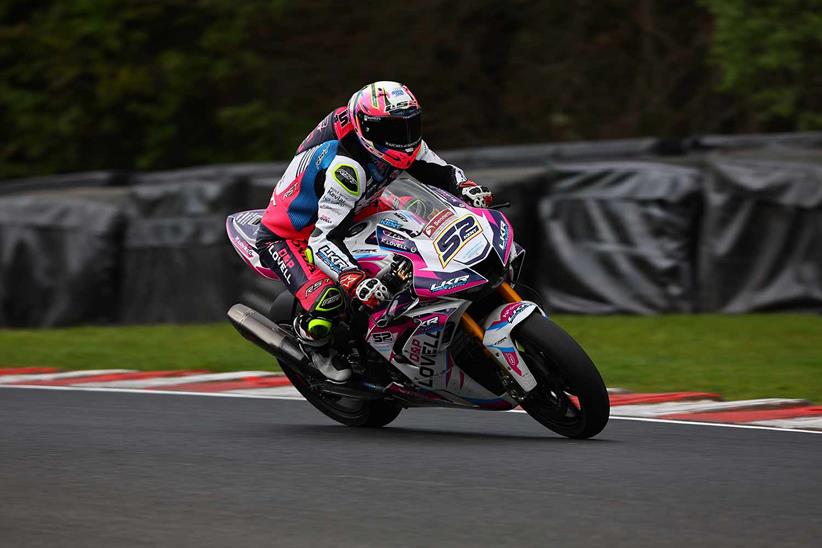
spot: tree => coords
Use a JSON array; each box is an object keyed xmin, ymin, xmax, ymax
[{"xmin": 701, "ymin": 0, "xmax": 822, "ymax": 130}]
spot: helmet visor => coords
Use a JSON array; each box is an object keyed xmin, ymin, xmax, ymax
[{"xmin": 361, "ymin": 111, "xmax": 422, "ymax": 150}]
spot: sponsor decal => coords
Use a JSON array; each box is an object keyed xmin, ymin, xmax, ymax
[
  {"xmin": 379, "ymin": 218, "xmax": 402, "ymax": 229},
  {"xmin": 316, "ymin": 245, "xmax": 349, "ymax": 273},
  {"xmin": 320, "ymin": 291, "xmax": 341, "ymax": 308},
  {"xmin": 433, "ymin": 215, "xmax": 482, "ymax": 266},
  {"xmin": 370, "ymin": 331, "xmax": 394, "ymax": 345},
  {"xmin": 378, "ymin": 229, "xmax": 416, "ymax": 253},
  {"xmin": 418, "ymin": 317, "xmax": 438, "ymax": 328},
  {"xmin": 460, "ymin": 238, "xmax": 489, "ymax": 264},
  {"xmin": 504, "ymin": 351, "xmax": 523, "ymax": 375},
  {"xmin": 408, "ymin": 334, "xmax": 439, "ymax": 365},
  {"xmin": 231, "ymin": 235, "xmax": 254, "ymax": 258},
  {"xmin": 325, "ymin": 187, "xmax": 349, "ymax": 205},
  {"xmin": 498, "ymin": 219, "xmax": 508, "ymax": 249},
  {"xmin": 274, "ymin": 248, "xmax": 295, "ymax": 284},
  {"xmin": 430, "ymin": 274, "xmax": 470, "ymax": 293},
  {"xmin": 416, "ymin": 316, "xmax": 441, "ymax": 331},
  {"xmin": 408, "ymin": 332, "xmax": 439, "ymax": 387},
  {"xmin": 333, "ymin": 165, "xmax": 360, "ymax": 195},
  {"xmin": 423, "ymin": 209, "xmax": 455, "ymax": 237},
  {"xmin": 314, "ymin": 145, "xmax": 329, "ymax": 168},
  {"xmin": 282, "ymin": 179, "xmax": 299, "ymax": 199},
  {"xmin": 501, "ymin": 302, "xmax": 529, "ymax": 324},
  {"xmin": 304, "ymin": 280, "xmax": 324, "ymax": 295}
]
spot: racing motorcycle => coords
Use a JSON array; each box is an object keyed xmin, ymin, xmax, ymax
[{"xmin": 226, "ymin": 178, "xmax": 609, "ymax": 438}]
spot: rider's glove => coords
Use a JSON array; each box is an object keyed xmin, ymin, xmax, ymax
[
  {"xmin": 339, "ymin": 269, "xmax": 391, "ymax": 309},
  {"xmin": 458, "ymin": 180, "xmax": 493, "ymax": 208}
]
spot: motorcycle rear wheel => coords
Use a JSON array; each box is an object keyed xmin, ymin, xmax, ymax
[
  {"xmin": 514, "ymin": 315, "xmax": 609, "ymax": 439},
  {"xmin": 267, "ymin": 290, "xmax": 402, "ymax": 427},
  {"xmin": 280, "ymin": 361, "xmax": 403, "ymax": 427}
]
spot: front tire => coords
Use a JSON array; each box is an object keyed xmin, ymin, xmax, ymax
[{"xmin": 515, "ymin": 315, "xmax": 609, "ymax": 439}]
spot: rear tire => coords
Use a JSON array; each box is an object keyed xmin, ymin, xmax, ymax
[
  {"xmin": 278, "ymin": 353, "xmax": 402, "ymax": 429},
  {"xmin": 268, "ymin": 290, "xmax": 403, "ymax": 428},
  {"xmin": 515, "ymin": 315, "xmax": 609, "ymax": 439}
]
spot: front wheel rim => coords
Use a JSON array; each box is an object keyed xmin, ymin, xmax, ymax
[{"xmin": 518, "ymin": 341, "xmax": 588, "ymax": 431}]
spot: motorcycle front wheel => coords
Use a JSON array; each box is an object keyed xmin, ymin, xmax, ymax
[{"xmin": 514, "ymin": 315, "xmax": 610, "ymax": 439}]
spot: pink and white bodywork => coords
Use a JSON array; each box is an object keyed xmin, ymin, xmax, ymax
[
  {"xmin": 227, "ymin": 178, "xmax": 533, "ymax": 411},
  {"xmin": 226, "ymin": 211, "xmax": 277, "ymax": 280},
  {"xmin": 482, "ymin": 301, "xmax": 545, "ymax": 393},
  {"xmin": 366, "ymin": 300, "xmax": 519, "ymax": 410}
]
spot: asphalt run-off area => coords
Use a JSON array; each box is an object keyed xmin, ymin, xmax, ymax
[{"xmin": 1, "ymin": 387, "xmax": 820, "ymax": 547}]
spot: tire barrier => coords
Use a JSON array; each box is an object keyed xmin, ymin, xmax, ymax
[{"xmin": 1, "ymin": 133, "xmax": 820, "ymax": 325}]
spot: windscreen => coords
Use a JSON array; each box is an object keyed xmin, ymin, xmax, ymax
[{"xmin": 378, "ymin": 178, "xmax": 451, "ymax": 224}]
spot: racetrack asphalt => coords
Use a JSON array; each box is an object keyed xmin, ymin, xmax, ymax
[{"xmin": 1, "ymin": 388, "xmax": 820, "ymax": 547}]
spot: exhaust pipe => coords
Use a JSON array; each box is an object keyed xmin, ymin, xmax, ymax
[{"xmin": 227, "ymin": 304, "xmax": 308, "ymax": 367}]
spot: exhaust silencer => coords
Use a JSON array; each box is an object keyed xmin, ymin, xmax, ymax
[{"xmin": 227, "ymin": 304, "xmax": 308, "ymax": 366}]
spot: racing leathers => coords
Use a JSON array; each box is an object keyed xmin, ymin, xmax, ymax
[{"xmin": 256, "ymin": 106, "xmax": 473, "ymax": 342}]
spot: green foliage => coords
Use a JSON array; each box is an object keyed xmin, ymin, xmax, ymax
[
  {"xmin": 701, "ymin": 0, "xmax": 822, "ymax": 130},
  {"xmin": 1, "ymin": 0, "xmax": 820, "ymax": 179}
]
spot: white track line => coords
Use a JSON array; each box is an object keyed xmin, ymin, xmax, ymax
[
  {"xmin": 610, "ymin": 398, "xmax": 808, "ymax": 418},
  {"xmin": 2, "ymin": 384, "xmax": 820, "ymax": 435},
  {"xmin": 0, "ymin": 370, "xmax": 132, "ymax": 384},
  {"xmin": 77, "ymin": 371, "xmax": 281, "ymax": 389}
]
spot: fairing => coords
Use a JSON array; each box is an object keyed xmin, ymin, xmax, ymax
[{"xmin": 226, "ymin": 179, "xmax": 524, "ymax": 409}]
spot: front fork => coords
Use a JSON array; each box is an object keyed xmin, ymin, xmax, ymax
[{"xmin": 460, "ymin": 282, "xmax": 541, "ymax": 394}]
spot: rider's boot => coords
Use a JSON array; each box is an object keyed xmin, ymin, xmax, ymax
[{"xmin": 293, "ymin": 314, "xmax": 351, "ymax": 382}]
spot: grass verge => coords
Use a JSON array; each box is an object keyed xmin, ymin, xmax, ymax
[{"xmin": 1, "ymin": 314, "xmax": 819, "ymax": 402}]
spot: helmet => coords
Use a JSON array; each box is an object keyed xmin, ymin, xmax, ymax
[{"xmin": 348, "ymin": 81, "xmax": 422, "ymax": 169}]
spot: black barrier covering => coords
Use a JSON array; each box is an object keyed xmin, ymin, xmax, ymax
[
  {"xmin": 119, "ymin": 178, "xmax": 248, "ymax": 323},
  {"xmin": 131, "ymin": 163, "xmax": 286, "ymax": 187},
  {"xmin": 536, "ymin": 162, "xmax": 703, "ymax": 314},
  {"xmin": 2, "ymin": 134, "xmax": 822, "ymax": 326},
  {"xmin": 0, "ymin": 171, "xmax": 126, "ymax": 197},
  {"xmin": 698, "ymin": 157, "xmax": 822, "ymax": 312},
  {"xmin": 690, "ymin": 132, "xmax": 822, "ymax": 153},
  {"xmin": 441, "ymin": 138, "xmax": 666, "ymax": 170},
  {"xmin": 0, "ymin": 196, "xmax": 123, "ymax": 326}
]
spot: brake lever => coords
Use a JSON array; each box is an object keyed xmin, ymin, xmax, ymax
[{"xmin": 490, "ymin": 201, "xmax": 511, "ymax": 210}]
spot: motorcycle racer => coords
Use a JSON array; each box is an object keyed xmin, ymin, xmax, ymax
[{"xmin": 256, "ymin": 81, "xmax": 493, "ymax": 381}]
